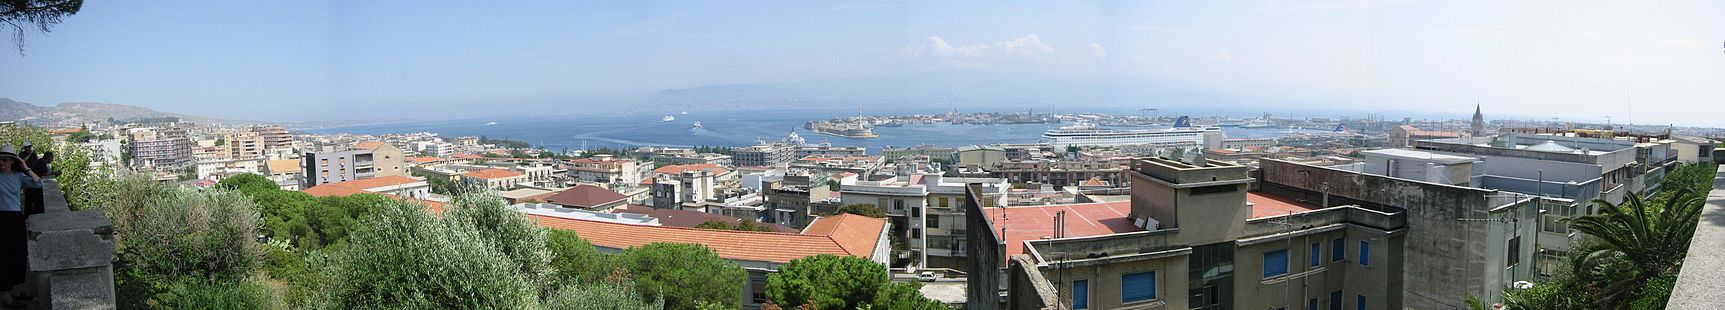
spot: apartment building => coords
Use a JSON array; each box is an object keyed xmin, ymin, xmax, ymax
[
  {"xmin": 226, "ymin": 131, "xmax": 265, "ymax": 159},
  {"xmin": 248, "ymin": 124, "xmax": 293, "ymax": 150},
  {"xmin": 567, "ymin": 155, "xmax": 645, "ymax": 185},
  {"xmin": 994, "ymin": 158, "xmax": 1129, "ymax": 189},
  {"xmin": 734, "ymin": 143, "xmax": 794, "ymax": 167},
  {"xmin": 462, "ymin": 168, "xmax": 527, "ymax": 190},
  {"xmin": 881, "ymin": 144, "xmax": 955, "ymax": 162},
  {"xmin": 971, "ymin": 157, "xmax": 1410, "ymax": 310},
  {"xmin": 793, "ymin": 143, "xmax": 867, "ymax": 158},
  {"xmin": 840, "ymin": 173, "xmax": 1008, "ymax": 269},
  {"xmin": 303, "ymin": 149, "xmax": 377, "ymax": 187},
  {"xmin": 354, "ymin": 141, "xmax": 408, "ymax": 177},
  {"xmin": 127, "ymin": 126, "xmax": 194, "ymax": 169}
]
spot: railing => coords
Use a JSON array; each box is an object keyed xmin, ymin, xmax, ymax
[
  {"xmin": 1666, "ymin": 165, "xmax": 1725, "ymax": 309},
  {"xmin": 22, "ymin": 178, "xmax": 118, "ymax": 309}
]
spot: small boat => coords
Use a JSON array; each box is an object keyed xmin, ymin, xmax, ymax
[
  {"xmin": 661, "ymin": 115, "xmax": 675, "ymax": 123},
  {"xmin": 692, "ymin": 121, "xmax": 703, "ymax": 129},
  {"xmin": 484, "ymin": 121, "xmax": 498, "ymax": 126},
  {"xmin": 680, "ymin": 111, "xmax": 689, "ymax": 115}
]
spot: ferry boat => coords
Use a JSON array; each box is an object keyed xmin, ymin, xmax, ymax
[
  {"xmin": 692, "ymin": 121, "xmax": 703, "ymax": 129},
  {"xmin": 661, "ymin": 115, "xmax": 675, "ymax": 123},
  {"xmin": 1041, "ymin": 116, "xmax": 1219, "ymax": 148}
]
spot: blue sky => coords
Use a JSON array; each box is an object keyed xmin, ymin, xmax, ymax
[{"xmin": 2, "ymin": 1, "xmax": 1722, "ymax": 126}]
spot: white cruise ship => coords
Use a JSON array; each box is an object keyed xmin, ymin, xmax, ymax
[{"xmin": 1042, "ymin": 117, "xmax": 1220, "ymax": 148}]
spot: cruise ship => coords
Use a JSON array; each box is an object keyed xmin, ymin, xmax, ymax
[{"xmin": 1042, "ymin": 116, "xmax": 1220, "ymax": 148}]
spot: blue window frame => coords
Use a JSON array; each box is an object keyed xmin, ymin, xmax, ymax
[
  {"xmin": 1332, "ymin": 238, "xmax": 1344, "ymax": 262},
  {"xmin": 1357, "ymin": 295, "xmax": 1367, "ymax": 310},
  {"xmin": 1122, "ymin": 271, "xmax": 1156, "ymax": 303},
  {"xmin": 1072, "ymin": 279, "xmax": 1089, "ymax": 309},
  {"xmin": 1309, "ymin": 297, "xmax": 1319, "ymax": 310},
  {"xmin": 1359, "ymin": 240, "xmax": 1371, "ymax": 267},
  {"xmin": 1310, "ymin": 242, "xmax": 1322, "ymax": 267},
  {"xmin": 1264, "ymin": 249, "xmax": 1290, "ymax": 278}
]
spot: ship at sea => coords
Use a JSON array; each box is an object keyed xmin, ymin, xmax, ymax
[
  {"xmin": 1041, "ymin": 116, "xmax": 1221, "ymax": 148},
  {"xmin": 661, "ymin": 115, "xmax": 676, "ymax": 123},
  {"xmin": 692, "ymin": 121, "xmax": 703, "ymax": 129},
  {"xmin": 804, "ymin": 120, "xmax": 878, "ymax": 139}
]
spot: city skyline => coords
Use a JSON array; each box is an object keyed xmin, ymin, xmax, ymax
[{"xmin": 2, "ymin": 1, "xmax": 1723, "ymax": 127}]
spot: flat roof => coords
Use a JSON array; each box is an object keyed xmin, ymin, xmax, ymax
[
  {"xmin": 1360, "ymin": 148, "xmax": 1478, "ymax": 164},
  {"xmin": 980, "ymin": 201, "xmax": 1140, "ymax": 258},
  {"xmin": 1247, "ymin": 191, "xmax": 1323, "ymax": 218}
]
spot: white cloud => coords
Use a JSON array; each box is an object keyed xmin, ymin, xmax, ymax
[
  {"xmin": 1088, "ymin": 43, "xmax": 1107, "ymax": 59},
  {"xmin": 997, "ymin": 35, "xmax": 1055, "ymax": 57},
  {"xmin": 903, "ymin": 35, "xmax": 1057, "ymax": 58}
]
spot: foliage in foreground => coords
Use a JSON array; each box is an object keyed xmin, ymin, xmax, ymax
[
  {"xmin": 766, "ymin": 254, "xmax": 949, "ymax": 309},
  {"xmin": 317, "ymin": 199, "xmax": 540, "ymax": 309},
  {"xmin": 101, "ymin": 173, "xmax": 276, "ymax": 309}
]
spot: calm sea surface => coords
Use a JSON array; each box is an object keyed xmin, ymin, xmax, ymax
[{"xmin": 305, "ymin": 108, "xmax": 1329, "ymax": 154}]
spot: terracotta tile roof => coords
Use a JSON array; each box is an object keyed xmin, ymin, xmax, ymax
[
  {"xmin": 544, "ymin": 184, "xmax": 628, "ymax": 209},
  {"xmin": 1247, "ymin": 191, "xmax": 1321, "ymax": 219},
  {"xmin": 653, "ymin": 163, "xmax": 728, "ymax": 175},
  {"xmin": 615, "ymin": 205, "xmax": 797, "ymax": 233},
  {"xmin": 353, "ymin": 141, "xmax": 393, "ymax": 151},
  {"xmin": 464, "ymin": 168, "xmax": 524, "ymax": 179},
  {"xmin": 800, "ymin": 214, "xmax": 889, "ymax": 257},
  {"xmin": 454, "ymin": 154, "xmax": 483, "ymax": 160},
  {"xmin": 302, "ymin": 183, "xmax": 446, "ymax": 213},
  {"xmin": 409, "ymin": 156, "xmax": 443, "ymax": 164},
  {"xmin": 528, "ymin": 212, "xmax": 886, "ymax": 264},
  {"xmin": 980, "ymin": 201, "xmax": 1141, "ymax": 258}
]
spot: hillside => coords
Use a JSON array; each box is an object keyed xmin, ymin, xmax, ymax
[{"xmin": 0, "ymin": 98, "xmax": 245, "ymax": 126}]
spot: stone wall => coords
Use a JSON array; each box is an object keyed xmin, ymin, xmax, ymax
[{"xmin": 25, "ymin": 179, "xmax": 118, "ymax": 309}]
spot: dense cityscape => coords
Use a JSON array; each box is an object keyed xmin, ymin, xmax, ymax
[{"xmin": 3, "ymin": 1, "xmax": 1724, "ymax": 310}]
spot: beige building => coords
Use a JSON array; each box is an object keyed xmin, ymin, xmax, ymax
[
  {"xmin": 226, "ymin": 131, "xmax": 265, "ymax": 159},
  {"xmin": 971, "ymin": 157, "xmax": 1408, "ymax": 310},
  {"xmin": 354, "ymin": 141, "xmax": 408, "ymax": 177},
  {"xmin": 567, "ymin": 155, "xmax": 645, "ymax": 185}
]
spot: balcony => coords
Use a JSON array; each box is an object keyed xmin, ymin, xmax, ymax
[{"xmin": 1667, "ymin": 165, "xmax": 1725, "ymax": 309}]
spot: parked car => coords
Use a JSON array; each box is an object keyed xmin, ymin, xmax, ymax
[{"xmin": 918, "ymin": 271, "xmax": 938, "ymax": 282}]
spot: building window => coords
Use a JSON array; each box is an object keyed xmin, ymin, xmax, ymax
[
  {"xmin": 1072, "ymin": 279, "xmax": 1089, "ymax": 309},
  {"xmin": 1507, "ymin": 236, "xmax": 1521, "ymax": 268},
  {"xmin": 1329, "ymin": 291, "xmax": 1343, "ymax": 310},
  {"xmin": 911, "ymin": 206, "xmax": 921, "ymax": 217},
  {"xmin": 1121, "ymin": 271, "xmax": 1156, "ymax": 303},
  {"xmin": 939, "ymin": 197, "xmax": 950, "ymax": 209},
  {"xmin": 1356, "ymin": 295, "xmax": 1366, "ymax": 310},
  {"xmin": 1310, "ymin": 242, "xmax": 1322, "ymax": 268},
  {"xmin": 1332, "ymin": 238, "xmax": 1344, "ymax": 262},
  {"xmin": 1359, "ymin": 241, "xmax": 1371, "ymax": 267},
  {"xmin": 1263, "ymin": 249, "xmax": 1290, "ymax": 278},
  {"xmin": 928, "ymin": 216, "xmax": 940, "ymax": 228},
  {"xmin": 1309, "ymin": 297, "xmax": 1319, "ymax": 310}
]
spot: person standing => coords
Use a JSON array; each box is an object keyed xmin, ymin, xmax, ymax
[
  {"xmin": 22, "ymin": 151, "xmax": 50, "ymax": 215},
  {"xmin": 0, "ymin": 144, "xmax": 42, "ymax": 309}
]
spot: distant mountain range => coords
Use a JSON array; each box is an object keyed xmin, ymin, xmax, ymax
[{"xmin": 0, "ymin": 97, "xmax": 246, "ymax": 127}]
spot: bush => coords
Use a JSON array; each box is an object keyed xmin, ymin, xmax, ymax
[
  {"xmin": 103, "ymin": 174, "xmax": 270, "ymax": 308},
  {"xmin": 546, "ymin": 229, "xmax": 617, "ymax": 286},
  {"xmin": 617, "ymin": 243, "xmax": 747, "ymax": 309},
  {"xmin": 319, "ymin": 199, "xmax": 539, "ymax": 309},
  {"xmin": 766, "ymin": 254, "xmax": 947, "ymax": 309},
  {"xmin": 444, "ymin": 189, "xmax": 554, "ymax": 294},
  {"xmin": 543, "ymin": 282, "xmax": 664, "ymax": 310}
]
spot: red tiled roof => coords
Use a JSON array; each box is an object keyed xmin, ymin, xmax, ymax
[
  {"xmin": 615, "ymin": 205, "xmax": 797, "ymax": 233},
  {"xmin": 801, "ymin": 214, "xmax": 889, "ymax": 257},
  {"xmin": 980, "ymin": 201, "xmax": 1141, "ymax": 258},
  {"xmin": 409, "ymin": 156, "xmax": 443, "ymax": 164},
  {"xmin": 454, "ymin": 154, "xmax": 483, "ymax": 159},
  {"xmin": 302, "ymin": 182, "xmax": 446, "ymax": 213},
  {"xmin": 464, "ymin": 168, "xmax": 523, "ymax": 179},
  {"xmin": 1247, "ymin": 191, "xmax": 1321, "ymax": 219},
  {"xmin": 544, "ymin": 185, "xmax": 628, "ymax": 209},
  {"xmin": 653, "ymin": 163, "xmax": 728, "ymax": 175},
  {"xmin": 528, "ymin": 213, "xmax": 886, "ymax": 264}
]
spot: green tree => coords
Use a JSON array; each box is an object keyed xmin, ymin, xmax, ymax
[
  {"xmin": 617, "ymin": 242, "xmax": 747, "ymax": 309},
  {"xmin": 695, "ymin": 220, "xmax": 733, "ymax": 230},
  {"xmin": 1565, "ymin": 187, "xmax": 1705, "ymax": 308},
  {"xmin": 304, "ymin": 193, "xmax": 389, "ymax": 248},
  {"xmin": 319, "ymin": 199, "xmax": 539, "ymax": 309},
  {"xmin": 1, "ymin": 123, "xmax": 107, "ymax": 211},
  {"xmin": 546, "ymin": 229, "xmax": 618, "ymax": 286},
  {"xmin": 832, "ymin": 204, "xmax": 886, "ymax": 218},
  {"xmin": 445, "ymin": 189, "xmax": 555, "ymax": 293},
  {"xmin": 100, "ymin": 173, "xmax": 273, "ymax": 308},
  {"xmin": 1, "ymin": 0, "xmax": 82, "ymax": 53},
  {"xmin": 765, "ymin": 254, "xmax": 946, "ymax": 310},
  {"xmin": 543, "ymin": 282, "xmax": 664, "ymax": 310}
]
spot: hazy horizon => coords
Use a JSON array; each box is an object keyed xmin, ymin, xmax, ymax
[{"xmin": 3, "ymin": 1, "xmax": 1722, "ymax": 127}]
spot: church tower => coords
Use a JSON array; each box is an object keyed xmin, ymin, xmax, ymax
[{"xmin": 1470, "ymin": 104, "xmax": 1484, "ymax": 136}]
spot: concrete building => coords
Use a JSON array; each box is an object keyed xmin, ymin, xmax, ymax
[
  {"xmin": 734, "ymin": 143, "xmax": 795, "ymax": 167},
  {"xmin": 415, "ymin": 141, "xmax": 456, "ymax": 157},
  {"xmin": 994, "ymin": 158, "xmax": 1128, "ymax": 189},
  {"xmin": 225, "ymin": 131, "xmax": 265, "ymax": 159},
  {"xmin": 543, "ymin": 184, "xmax": 630, "ymax": 211},
  {"xmin": 127, "ymin": 126, "xmax": 194, "ymax": 169},
  {"xmin": 249, "ymin": 124, "xmax": 293, "ymax": 150},
  {"xmin": 567, "ymin": 155, "xmax": 645, "ymax": 185},
  {"xmin": 841, "ymin": 173, "xmax": 1009, "ymax": 269},
  {"xmin": 762, "ymin": 174, "xmax": 843, "ymax": 229},
  {"xmin": 1387, "ymin": 125, "xmax": 1466, "ymax": 148},
  {"xmin": 970, "ymin": 157, "xmax": 1410, "ymax": 310},
  {"xmin": 1671, "ymin": 136, "xmax": 1717, "ymax": 164},
  {"xmin": 882, "ymin": 145, "xmax": 956, "ymax": 162},
  {"xmin": 462, "ymin": 168, "xmax": 527, "ymax": 190},
  {"xmin": 1221, "ymin": 138, "xmax": 1278, "ymax": 149},
  {"xmin": 303, "ymin": 149, "xmax": 376, "ymax": 187},
  {"xmin": 1258, "ymin": 158, "xmax": 1551, "ymax": 308},
  {"xmin": 954, "ymin": 145, "xmax": 1006, "ymax": 170},
  {"xmin": 354, "ymin": 141, "xmax": 408, "ymax": 177},
  {"xmin": 649, "ymin": 166, "xmax": 722, "ymax": 210},
  {"xmin": 794, "ymin": 143, "xmax": 868, "ymax": 158}
]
